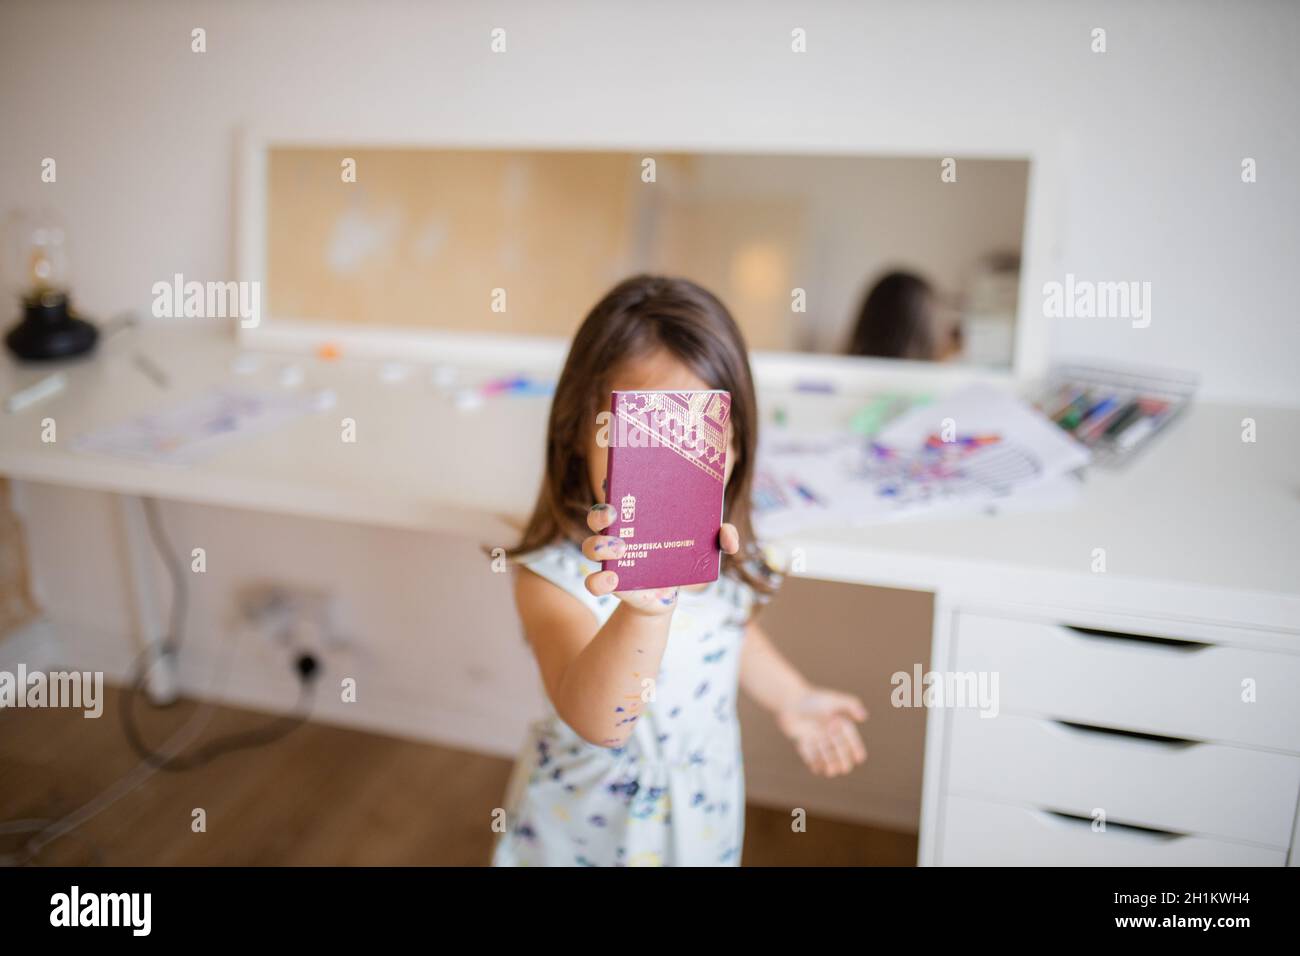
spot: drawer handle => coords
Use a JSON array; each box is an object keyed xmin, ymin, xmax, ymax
[
  {"xmin": 1061, "ymin": 625, "xmax": 1210, "ymax": 652},
  {"xmin": 1051, "ymin": 719, "xmax": 1198, "ymax": 749},
  {"xmin": 1037, "ymin": 809, "xmax": 1185, "ymax": 842}
]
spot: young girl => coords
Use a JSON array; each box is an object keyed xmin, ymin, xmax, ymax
[{"xmin": 493, "ymin": 275, "xmax": 868, "ymax": 867}]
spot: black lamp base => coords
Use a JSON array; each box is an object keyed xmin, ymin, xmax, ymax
[{"xmin": 5, "ymin": 293, "xmax": 99, "ymax": 361}]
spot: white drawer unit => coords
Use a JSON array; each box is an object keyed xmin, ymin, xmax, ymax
[
  {"xmin": 951, "ymin": 612, "xmax": 1300, "ymax": 752},
  {"xmin": 925, "ymin": 610, "xmax": 1300, "ymax": 866},
  {"xmin": 939, "ymin": 795, "xmax": 1288, "ymax": 867},
  {"xmin": 946, "ymin": 709, "xmax": 1300, "ymax": 848}
]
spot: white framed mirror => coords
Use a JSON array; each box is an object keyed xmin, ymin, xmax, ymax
[{"xmin": 236, "ymin": 128, "xmax": 1060, "ymax": 391}]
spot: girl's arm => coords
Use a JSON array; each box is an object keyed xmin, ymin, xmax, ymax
[
  {"xmin": 514, "ymin": 505, "xmax": 741, "ymax": 749},
  {"xmin": 739, "ymin": 620, "xmax": 870, "ymax": 777},
  {"xmin": 514, "ymin": 567, "xmax": 675, "ymax": 748},
  {"xmin": 738, "ymin": 621, "xmax": 813, "ymax": 714}
]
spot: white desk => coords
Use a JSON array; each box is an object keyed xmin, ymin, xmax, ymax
[{"xmin": 3, "ymin": 323, "xmax": 1298, "ymax": 865}]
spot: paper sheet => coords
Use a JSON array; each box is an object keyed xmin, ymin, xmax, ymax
[
  {"xmin": 73, "ymin": 387, "xmax": 323, "ymax": 465},
  {"xmin": 754, "ymin": 385, "xmax": 1091, "ymax": 537}
]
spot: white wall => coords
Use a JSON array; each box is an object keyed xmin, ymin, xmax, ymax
[
  {"xmin": 2, "ymin": 0, "xmax": 1297, "ymax": 838},
  {"xmin": 2, "ymin": 0, "xmax": 1296, "ymax": 403},
  {"xmin": 12, "ymin": 485, "xmax": 543, "ymax": 754}
]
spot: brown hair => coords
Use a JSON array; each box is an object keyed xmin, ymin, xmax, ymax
[
  {"xmin": 846, "ymin": 270, "xmax": 937, "ymax": 360},
  {"xmin": 508, "ymin": 274, "xmax": 777, "ymax": 597}
]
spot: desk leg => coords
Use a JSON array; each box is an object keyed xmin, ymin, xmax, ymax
[
  {"xmin": 117, "ymin": 494, "xmax": 179, "ymax": 706},
  {"xmin": 916, "ymin": 595, "xmax": 956, "ymax": 866}
]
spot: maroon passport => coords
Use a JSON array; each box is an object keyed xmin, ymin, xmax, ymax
[{"xmin": 602, "ymin": 389, "xmax": 731, "ymax": 590}]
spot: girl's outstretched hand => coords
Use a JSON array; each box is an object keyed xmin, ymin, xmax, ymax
[
  {"xmin": 777, "ymin": 688, "xmax": 869, "ymax": 778},
  {"xmin": 582, "ymin": 503, "xmax": 740, "ymax": 617}
]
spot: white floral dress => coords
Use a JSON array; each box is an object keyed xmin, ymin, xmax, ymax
[{"xmin": 492, "ymin": 540, "xmax": 757, "ymax": 867}]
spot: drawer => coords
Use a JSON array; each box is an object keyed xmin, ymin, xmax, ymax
[
  {"xmin": 946, "ymin": 709, "xmax": 1300, "ymax": 847},
  {"xmin": 953, "ymin": 612, "xmax": 1300, "ymax": 752},
  {"xmin": 939, "ymin": 794, "xmax": 1287, "ymax": 866}
]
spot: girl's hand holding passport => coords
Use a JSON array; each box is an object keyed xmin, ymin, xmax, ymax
[{"xmin": 582, "ymin": 389, "xmax": 737, "ymax": 613}]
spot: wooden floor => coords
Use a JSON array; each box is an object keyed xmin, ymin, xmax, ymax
[{"xmin": 0, "ymin": 686, "xmax": 916, "ymax": 866}]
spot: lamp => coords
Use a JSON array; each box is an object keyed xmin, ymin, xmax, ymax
[{"xmin": 4, "ymin": 208, "xmax": 98, "ymax": 360}]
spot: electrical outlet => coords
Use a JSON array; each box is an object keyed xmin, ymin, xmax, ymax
[{"xmin": 236, "ymin": 584, "xmax": 351, "ymax": 663}]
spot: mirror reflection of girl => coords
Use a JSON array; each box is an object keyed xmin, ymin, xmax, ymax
[
  {"xmin": 846, "ymin": 270, "xmax": 962, "ymax": 361},
  {"xmin": 495, "ymin": 275, "xmax": 867, "ymax": 867}
]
